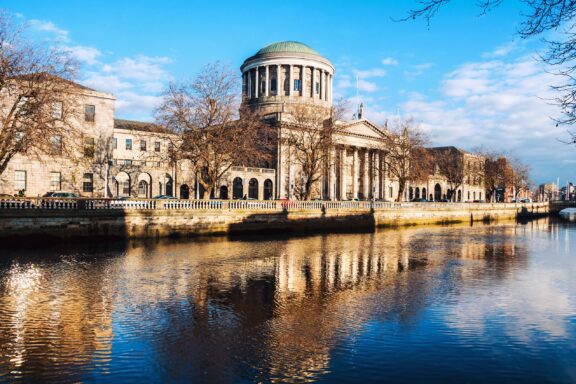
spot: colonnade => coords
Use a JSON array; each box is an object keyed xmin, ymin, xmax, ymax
[
  {"xmin": 279, "ymin": 145, "xmax": 389, "ymax": 201},
  {"xmin": 243, "ymin": 64, "xmax": 333, "ymax": 103}
]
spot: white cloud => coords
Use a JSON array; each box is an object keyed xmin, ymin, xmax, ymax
[
  {"xmin": 482, "ymin": 41, "xmax": 518, "ymax": 58},
  {"xmin": 27, "ymin": 19, "xmax": 70, "ymax": 42},
  {"xmin": 404, "ymin": 62, "xmax": 434, "ymax": 78},
  {"xmin": 357, "ymin": 79, "xmax": 378, "ymax": 93},
  {"xmin": 62, "ymin": 45, "xmax": 102, "ymax": 65},
  {"xmin": 401, "ymin": 55, "xmax": 571, "ymax": 182},
  {"xmin": 353, "ymin": 68, "xmax": 387, "ymax": 79},
  {"xmin": 381, "ymin": 57, "xmax": 399, "ymax": 66}
]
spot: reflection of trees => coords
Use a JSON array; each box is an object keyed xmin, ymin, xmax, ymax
[{"xmin": 0, "ymin": 224, "xmax": 533, "ymax": 382}]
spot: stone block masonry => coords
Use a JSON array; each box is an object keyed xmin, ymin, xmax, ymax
[{"xmin": 0, "ymin": 201, "xmax": 549, "ymax": 241}]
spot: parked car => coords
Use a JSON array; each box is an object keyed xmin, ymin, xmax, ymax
[
  {"xmin": 47, "ymin": 192, "xmax": 79, "ymax": 198},
  {"xmin": 520, "ymin": 198, "xmax": 533, "ymax": 203},
  {"xmin": 153, "ymin": 195, "xmax": 176, "ymax": 199}
]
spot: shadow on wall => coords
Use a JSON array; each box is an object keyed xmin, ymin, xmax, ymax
[{"xmin": 227, "ymin": 210, "xmax": 376, "ymax": 237}]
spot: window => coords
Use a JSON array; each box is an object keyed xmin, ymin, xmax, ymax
[
  {"xmin": 122, "ymin": 181, "xmax": 130, "ymax": 196},
  {"xmin": 52, "ymin": 101, "xmax": 63, "ymax": 119},
  {"xmin": 140, "ymin": 140, "xmax": 147, "ymax": 151},
  {"xmin": 84, "ymin": 105, "xmax": 95, "ymax": 122},
  {"xmin": 50, "ymin": 172, "xmax": 61, "ymax": 191},
  {"xmin": 154, "ymin": 141, "xmax": 161, "ymax": 152},
  {"xmin": 123, "ymin": 159, "xmax": 132, "ymax": 166},
  {"xmin": 83, "ymin": 173, "xmax": 93, "ymax": 193},
  {"xmin": 260, "ymin": 81, "xmax": 266, "ymax": 94},
  {"xmin": 14, "ymin": 170, "xmax": 26, "ymax": 191},
  {"xmin": 389, "ymin": 186, "xmax": 393, "ymax": 198},
  {"xmin": 293, "ymin": 79, "xmax": 301, "ymax": 91},
  {"xmin": 113, "ymin": 137, "xmax": 118, "ymax": 150},
  {"xmin": 84, "ymin": 137, "xmax": 95, "ymax": 158},
  {"xmin": 125, "ymin": 138, "xmax": 132, "ymax": 150},
  {"xmin": 315, "ymin": 82, "xmax": 320, "ymax": 94},
  {"xmin": 271, "ymin": 78, "xmax": 277, "ymax": 92},
  {"xmin": 51, "ymin": 135, "xmax": 62, "ymax": 155}
]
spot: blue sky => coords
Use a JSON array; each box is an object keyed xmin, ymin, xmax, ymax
[{"xmin": 3, "ymin": 0, "xmax": 574, "ymax": 184}]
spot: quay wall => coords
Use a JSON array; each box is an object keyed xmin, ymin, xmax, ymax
[{"xmin": 0, "ymin": 200, "xmax": 549, "ymax": 241}]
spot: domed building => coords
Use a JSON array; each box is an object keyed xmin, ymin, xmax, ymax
[
  {"xmin": 240, "ymin": 41, "xmax": 335, "ymax": 118},
  {"xmin": 240, "ymin": 41, "xmax": 395, "ymax": 201}
]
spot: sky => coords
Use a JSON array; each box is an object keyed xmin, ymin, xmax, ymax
[{"xmin": 3, "ymin": 0, "xmax": 574, "ymax": 184}]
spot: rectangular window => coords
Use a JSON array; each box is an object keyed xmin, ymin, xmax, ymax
[
  {"xmin": 293, "ymin": 79, "xmax": 301, "ymax": 91},
  {"xmin": 154, "ymin": 141, "xmax": 161, "ymax": 152},
  {"xmin": 84, "ymin": 137, "xmax": 95, "ymax": 158},
  {"xmin": 51, "ymin": 135, "xmax": 62, "ymax": 155},
  {"xmin": 315, "ymin": 82, "xmax": 320, "ymax": 94},
  {"xmin": 122, "ymin": 181, "xmax": 130, "ymax": 196},
  {"xmin": 123, "ymin": 159, "xmax": 132, "ymax": 166},
  {"xmin": 389, "ymin": 186, "xmax": 393, "ymax": 199},
  {"xmin": 50, "ymin": 172, "xmax": 61, "ymax": 191},
  {"xmin": 84, "ymin": 105, "xmax": 95, "ymax": 122},
  {"xmin": 125, "ymin": 138, "xmax": 132, "ymax": 150},
  {"xmin": 140, "ymin": 140, "xmax": 147, "ymax": 151},
  {"xmin": 113, "ymin": 137, "xmax": 118, "ymax": 150},
  {"xmin": 271, "ymin": 78, "xmax": 277, "ymax": 92},
  {"xmin": 83, "ymin": 173, "xmax": 93, "ymax": 193},
  {"xmin": 52, "ymin": 101, "xmax": 63, "ymax": 119},
  {"xmin": 14, "ymin": 170, "xmax": 26, "ymax": 191}
]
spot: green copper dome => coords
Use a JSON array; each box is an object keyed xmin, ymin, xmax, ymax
[{"xmin": 256, "ymin": 41, "xmax": 321, "ymax": 56}]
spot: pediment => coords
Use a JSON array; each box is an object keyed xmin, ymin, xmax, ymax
[{"xmin": 337, "ymin": 119, "xmax": 386, "ymax": 139}]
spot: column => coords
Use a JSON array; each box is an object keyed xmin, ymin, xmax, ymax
[
  {"xmin": 254, "ymin": 67, "xmax": 259, "ymax": 98},
  {"xmin": 277, "ymin": 64, "xmax": 282, "ymax": 96},
  {"xmin": 341, "ymin": 147, "xmax": 347, "ymax": 200},
  {"xmin": 329, "ymin": 74, "xmax": 333, "ymax": 104},
  {"xmin": 322, "ymin": 71, "xmax": 328, "ymax": 101},
  {"xmin": 353, "ymin": 147, "xmax": 359, "ymax": 199},
  {"xmin": 329, "ymin": 147, "xmax": 336, "ymax": 200},
  {"xmin": 319, "ymin": 70, "xmax": 324, "ymax": 100},
  {"xmin": 363, "ymin": 150, "xmax": 369, "ymax": 199},
  {"xmin": 264, "ymin": 65, "xmax": 269, "ymax": 97},
  {"xmin": 247, "ymin": 71, "xmax": 251, "ymax": 99},
  {"xmin": 311, "ymin": 67, "xmax": 316, "ymax": 99},
  {"xmin": 288, "ymin": 65, "xmax": 293, "ymax": 96},
  {"xmin": 301, "ymin": 65, "xmax": 306, "ymax": 97}
]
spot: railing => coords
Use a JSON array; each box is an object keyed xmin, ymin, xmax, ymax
[{"xmin": 0, "ymin": 197, "xmax": 549, "ymax": 213}]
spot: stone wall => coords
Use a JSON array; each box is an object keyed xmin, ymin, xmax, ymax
[{"xmin": 0, "ymin": 203, "xmax": 549, "ymax": 241}]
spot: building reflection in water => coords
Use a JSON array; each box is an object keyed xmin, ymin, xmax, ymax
[{"xmin": 0, "ymin": 218, "xmax": 574, "ymax": 382}]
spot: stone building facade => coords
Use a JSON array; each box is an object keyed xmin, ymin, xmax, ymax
[{"xmin": 1, "ymin": 40, "xmax": 484, "ymax": 201}]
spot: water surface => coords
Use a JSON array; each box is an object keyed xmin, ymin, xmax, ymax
[{"xmin": 0, "ymin": 219, "xmax": 575, "ymax": 383}]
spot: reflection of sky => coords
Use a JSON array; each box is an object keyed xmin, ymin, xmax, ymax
[{"xmin": 2, "ymin": 222, "xmax": 576, "ymax": 383}]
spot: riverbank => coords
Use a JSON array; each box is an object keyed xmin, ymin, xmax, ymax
[{"xmin": 0, "ymin": 200, "xmax": 549, "ymax": 242}]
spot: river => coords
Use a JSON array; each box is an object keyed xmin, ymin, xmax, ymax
[{"xmin": 0, "ymin": 218, "xmax": 575, "ymax": 383}]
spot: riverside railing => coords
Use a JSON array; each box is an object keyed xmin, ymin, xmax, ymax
[{"xmin": 0, "ymin": 197, "xmax": 548, "ymax": 212}]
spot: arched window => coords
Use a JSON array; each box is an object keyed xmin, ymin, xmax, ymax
[
  {"xmin": 248, "ymin": 178, "xmax": 259, "ymax": 199},
  {"xmin": 264, "ymin": 179, "xmax": 273, "ymax": 200},
  {"xmin": 422, "ymin": 188, "xmax": 427, "ymax": 200},
  {"xmin": 220, "ymin": 185, "xmax": 229, "ymax": 200},
  {"xmin": 138, "ymin": 180, "xmax": 148, "ymax": 197},
  {"xmin": 233, "ymin": 177, "xmax": 243, "ymax": 199},
  {"xmin": 180, "ymin": 184, "xmax": 190, "ymax": 199},
  {"xmin": 165, "ymin": 178, "xmax": 173, "ymax": 197},
  {"xmin": 457, "ymin": 190, "xmax": 462, "ymax": 202},
  {"xmin": 409, "ymin": 187, "xmax": 414, "ymax": 200},
  {"xmin": 415, "ymin": 187, "xmax": 420, "ymax": 200},
  {"xmin": 434, "ymin": 184, "xmax": 442, "ymax": 202}
]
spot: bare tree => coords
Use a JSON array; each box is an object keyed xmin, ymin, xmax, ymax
[
  {"xmin": 156, "ymin": 62, "xmax": 273, "ymax": 200},
  {"xmin": 510, "ymin": 157, "xmax": 532, "ymax": 199},
  {"xmin": 0, "ymin": 11, "xmax": 79, "ymax": 177},
  {"xmin": 381, "ymin": 118, "xmax": 430, "ymax": 202},
  {"xmin": 284, "ymin": 100, "xmax": 346, "ymax": 200},
  {"xmin": 431, "ymin": 147, "xmax": 464, "ymax": 201},
  {"xmin": 474, "ymin": 148, "xmax": 514, "ymax": 202},
  {"xmin": 405, "ymin": 1, "xmax": 576, "ymax": 127}
]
